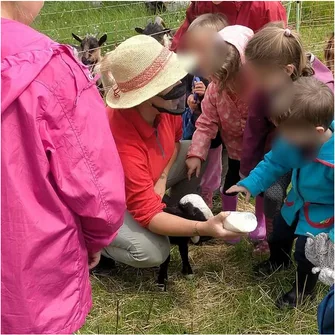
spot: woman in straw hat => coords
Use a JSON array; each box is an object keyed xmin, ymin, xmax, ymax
[{"xmin": 99, "ymin": 35, "xmax": 245, "ymax": 268}]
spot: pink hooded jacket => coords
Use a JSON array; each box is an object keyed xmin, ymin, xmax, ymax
[{"xmin": 1, "ymin": 18, "xmax": 126, "ymax": 334}]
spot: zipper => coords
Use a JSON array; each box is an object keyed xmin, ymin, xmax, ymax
[{"xmin": 155, "ymin": 128, "xmax": 165, "ymax": 159}]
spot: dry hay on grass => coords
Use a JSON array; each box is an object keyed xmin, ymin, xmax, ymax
[{"xmin": 81, "ymin": 193, "xmax": 324, "ymax": 333}]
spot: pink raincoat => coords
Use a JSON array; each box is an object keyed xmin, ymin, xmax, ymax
[{"xmin": 1, "ymin": 18, "xmax": 126, "ymax": 334}]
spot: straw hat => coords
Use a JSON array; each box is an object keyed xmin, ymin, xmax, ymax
[{"xmin": 105, "ymin": 35, "xmax": 194, "ymax": 109}]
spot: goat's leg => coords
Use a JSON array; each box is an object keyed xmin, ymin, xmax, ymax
[
  {"xmin": 157, "ymin": 254, "xmax": 170, "ymax": 291},
  {"xmin": 178, "ymin": 241, "xmax": 193, "ymax": 279}
]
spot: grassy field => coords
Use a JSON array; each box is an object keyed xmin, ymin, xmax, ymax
[{"xmin": 33, "ymin": 1, "xmax": 334, "ymax": 334}]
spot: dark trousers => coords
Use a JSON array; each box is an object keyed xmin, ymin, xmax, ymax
[
  {"xmin": 269, "ymin": 213, "xmax": 318, "ymax": 292},
  {"xmin": 222, "ymin": 158, "xmax": 240, "ymax": 195}
]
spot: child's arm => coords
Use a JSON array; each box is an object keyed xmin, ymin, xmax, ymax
[
  {"xmin": 240, "ymin": 93, "xmax": 275, "ymax": 177},
  {"xmin": 229, "ymin": 137, "xmax": 304, "ymax": 197},
  {"xmin": 187, "ymin": 84, "xmax": 220, "ymax": 161}
]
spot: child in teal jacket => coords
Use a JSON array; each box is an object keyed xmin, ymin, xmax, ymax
[{"xmin": 228, "ymin": 77, "xmax": 334, "ymax": 308}]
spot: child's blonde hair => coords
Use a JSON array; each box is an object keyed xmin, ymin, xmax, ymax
[
  {"xmin": 213, "ymin": 41, "xmax": 240, "ymax": 93},
  {"xmin": 324, "ymin": 32, "xmax": 334, "ymax": 75},
  {"xmin": 188, "ymin": 13, "xmax": 228, "ymax": 32},
  {"xmin": 245, "ymin": 22, "xmax": 314, "ymax": 81}
]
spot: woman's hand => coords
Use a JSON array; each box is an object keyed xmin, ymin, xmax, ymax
[
  {"xmin": 199, "ymin": 212, "xmax": 247, "ymax": 239},
  {"xmin": 88, "ymin": 251, "xmax": 101, "ymax": 269},
  {"xmin": 187, "ymin": 94, "xmax": 198, "ymax": 111},
  {"xmin": 226, "ymin": 185, "xmax": 251, "ymax": 202},
  {"xmin": 193, "ymin": 81, "xmax": 206, "ymax": 96},
  {"xmin": 185, "ymin": 157, "xmax": 202, "ymax": 179},
  {"xmin": 154, "ymin": 174, "xmax": 167, "ymax": 199}
]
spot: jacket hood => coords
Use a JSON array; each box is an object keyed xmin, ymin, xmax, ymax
[
  {"xmin": 1, "ymin": 18, "xmax": 55, "ymax": 111},
  {"xmin": 217, "ymin": 25, "xmax": 254, "ymax": 64}
]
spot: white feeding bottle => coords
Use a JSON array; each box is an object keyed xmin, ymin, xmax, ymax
[{"xmin": 223, "ymin": 211, "xmax": 257, "ymax": 233}]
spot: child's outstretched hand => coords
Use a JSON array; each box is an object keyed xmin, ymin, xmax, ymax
[
  {"xmin": 187, "ymin": 94, "xmax": 198, "ymax": 111},
  {"xmin": 193, "ymin": 81, "xmax": 206, "ymax": 96},
  {"xmin": 186, "ymin": 157, "xmax": 202, "ymax": 180},
  {"xmin": 226, "ymin": 185, "xmax": 251, "ymax": 202}
]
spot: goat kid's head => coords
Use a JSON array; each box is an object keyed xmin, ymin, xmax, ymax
[
  {"xmin": 72, "ymin": 33, "xmax": 107, "ymax": 66},
  {"xmin": 135, "ymin": 16, "xmax": 172, "ymax": 48},
  {"xmin": 163, "ymin": 194, "xmax": 212, "ymax": 222}
]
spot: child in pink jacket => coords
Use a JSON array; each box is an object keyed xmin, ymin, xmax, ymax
[
  {"xmin": 186, "ymin": 25, "xmax": 266, "ymax": 242},
  {"xmin": 1, "ymin": 2, "xmax": 126, "ymax": 334}
]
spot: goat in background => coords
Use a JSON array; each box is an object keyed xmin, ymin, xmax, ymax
[
  {"xmin": 72, "ymin": 33, "xmax": 107, "ymax": 96},
  {"xmin": 135, "ymin": 16, "xmax": 173, "ymax": 49}
]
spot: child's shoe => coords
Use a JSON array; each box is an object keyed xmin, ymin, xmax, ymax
[
  {"xmin": 201, "ymin": 190, "xmax": 213, "ymax": 209},
  {"xmin": 249, "ymin": 196, "xmax": 266, "ymax": 241},
  {"xmin": 252, "ymin": 240, "xmax": 270, "ymax": 256},
  {"xmin": 276, "ymin": 271, "xmax": 318, "ymax": 308},
  {"xmin": 253, "ymin": 258, "xmax": 291, "ymax": 276}
]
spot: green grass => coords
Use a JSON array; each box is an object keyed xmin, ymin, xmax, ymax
[{"xmin": 33, "ymin": 1, "xmax": 333, "ymax": 334}]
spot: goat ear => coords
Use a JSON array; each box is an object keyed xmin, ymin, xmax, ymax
[
  {"xmin": 98, "ymin": 34, "xmax": 107, "ymax": 46},
  {"xmin": 135, "ymin": 27, "xmax": 144, "ymax": 34},
  {"xmin": 72, "ymin": 33, "xmax": 82, "ymax": 43},
  {"xmin": 155, "ymin": 16, "xmax": 165, "ymax": 28}
]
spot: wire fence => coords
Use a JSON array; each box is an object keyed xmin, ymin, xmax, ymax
[{"xmin": 34, "ymin": 1, "xmax": 334, "ymax": 60}]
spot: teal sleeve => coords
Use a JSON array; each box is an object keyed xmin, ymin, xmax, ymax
[{"xmin": 238, "ymin": 138, "xmax": 295, "ymax": 196}]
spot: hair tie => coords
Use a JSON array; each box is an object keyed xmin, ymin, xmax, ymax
[{"xmin": 284, "ymin": 28, "xmax": 291, "ymax": 37}]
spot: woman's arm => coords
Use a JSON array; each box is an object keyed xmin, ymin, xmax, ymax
[
  {"xmin": 148, "ymin": 211, "xmax": 245, "ymax": 240},
  {"xmin": 154, "ymin": 142, "xmax": 180, "ymax": 198}
]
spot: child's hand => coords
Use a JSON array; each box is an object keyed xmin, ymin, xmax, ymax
[
  {"xmin": 226, "ymin": 185, "xmax": 251, "ymax": 202},
  {"xmin": 88, "ymin": 250, "xmax": 101, "ymax": 269},
  {"xmin": 186, "ymin": 157, "xmax": 202, "ymax": 180},
  {"xmin": 193, "ymin": 81, "xmax": 206, "ymax": 97},
  {"xmin": 187, "ymin": 94, "xmax": 198, "ymax": 111}
]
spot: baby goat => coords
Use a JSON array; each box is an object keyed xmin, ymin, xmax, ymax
[
  {"xmin": 135, "ymin": 16, "xmax": 172, "ymax": 48},
  {"xmin": 159, "ymin": 194, "xmax": 212, "ymax": 290},
  {"xmin": 72, "ymin": 33, "xmax": 107, "ymax": 96},
  {"xmin": 72, "ymin": 33, "xmax": 107, "ymax": 67}
]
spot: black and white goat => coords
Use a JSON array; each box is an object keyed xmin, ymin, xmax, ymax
[
  {"xmin": 135, "ymin": 16, "xmax": 173, "ymax": 49},
  {"xmin": 159, "ymin": 194, "xmax": 213, "ymax": 290}
]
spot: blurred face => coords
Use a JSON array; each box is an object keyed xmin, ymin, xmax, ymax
[
  {"xmin": 245, "ymin": 62, "xmax": 293, "ymax": 92},
  {"xmin": 278, "ymin": 125, "xmax": 326, "ymax": 158},
  {"xmin": 183, "ymin": 28, "xmax": 219, "ymax": 78}
]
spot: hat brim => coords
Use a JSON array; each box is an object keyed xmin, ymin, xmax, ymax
[{"xmin": 106, "ymin": 53, "xmax": 195, "ymax": 109}]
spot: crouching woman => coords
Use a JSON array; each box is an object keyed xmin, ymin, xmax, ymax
[{"xmin": 99, "ymin": 35, "xmax": 244, "ymax": 268}]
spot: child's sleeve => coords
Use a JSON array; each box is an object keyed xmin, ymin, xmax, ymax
[
  {"xmin": 238, "ymin": 138, "xmax": 302, "ymax": 196},
  {"xmin": 240, "ymin": 94, "xmax": 274, "ymax": 177},
  {"xmin": 187, "ymin": 84, "xmax": 220, "ymax": 161}
]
